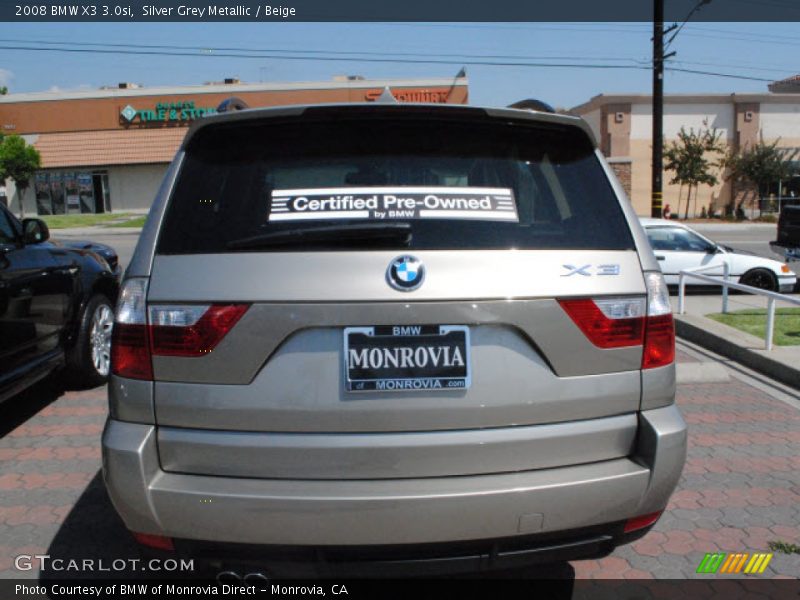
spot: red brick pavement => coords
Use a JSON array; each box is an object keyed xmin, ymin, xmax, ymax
[
  {"xmin": 0, "ymin": 373, "xmax": 798, "ymax": 580},
  {"xmin": 576, "ymin": 379, "xmax": 800, "ymax": 579}
]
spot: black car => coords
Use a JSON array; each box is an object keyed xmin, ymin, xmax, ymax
[{"xmin": 0, "ymin": 203, "xmax": 120, "ymax": 403}]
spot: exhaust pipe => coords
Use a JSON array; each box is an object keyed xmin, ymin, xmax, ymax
[
  {"xmin": 216, "ymin": 571, "xmax": 270, "ymax": 585},
  {"xmin": 216, "ymin": 571, "xmax": 241, "ymax": 584}
]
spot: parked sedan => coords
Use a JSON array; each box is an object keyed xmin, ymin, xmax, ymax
[
  {"xmin": 0, "ymin": 203, "xmax": 120, "ymax": 403},
  {"xmin": 641, "ymin": 218, "xmax": 796, "ymax": 293}
]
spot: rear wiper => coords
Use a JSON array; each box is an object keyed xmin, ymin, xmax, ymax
[{"xmin": 226, "ymin": 222, "xmax": 412, "ymax": 250}]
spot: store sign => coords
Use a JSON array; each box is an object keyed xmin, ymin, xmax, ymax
[
  {"xmin": 364, "ymin": 88, "xmax": 450, "ymax": 103},
  {"xmin": 120, "ymin": 101, "xmax": 217, "ymax": 125}
]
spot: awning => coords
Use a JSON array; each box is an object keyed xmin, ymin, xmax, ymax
[{"xmin": 33, "ymin": 127, "xmax": 187, "ymax": 169}]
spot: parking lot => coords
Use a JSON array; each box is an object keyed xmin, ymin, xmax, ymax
[{"xmin": 1, "ymin": 340, "xmax": 798, "ymax": 580}]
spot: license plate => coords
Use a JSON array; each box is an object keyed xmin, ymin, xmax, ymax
[{"xmin": 343, "ymin": 325, "xmax": 471, "ymax": 392}]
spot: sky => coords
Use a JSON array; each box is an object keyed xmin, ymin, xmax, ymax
[{"xmin": 0, "ymin": 22, "xmax": 797, "ymax": 108}]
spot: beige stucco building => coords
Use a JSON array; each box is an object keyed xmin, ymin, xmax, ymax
[{"xmin": 571, "ymin": 91, "xmax": 800, "ymax": 217}]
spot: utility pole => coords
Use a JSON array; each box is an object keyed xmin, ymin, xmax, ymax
[
  {"xmin": 651, "ymin": 0, "xmax": 664, "ymax": 218},
  {"xmin": 652, "ymin": 0, "xmax": 711, "ymax": 218}
]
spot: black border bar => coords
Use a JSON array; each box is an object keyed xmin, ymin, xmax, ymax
[{"xmin": 3, "ymin": 0, "xmax": 800, "ymax": 22}]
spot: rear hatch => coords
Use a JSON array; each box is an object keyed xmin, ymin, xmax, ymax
[{"xmin": 124, "ymin": 106, "xmax": 668, "ymax": 480}]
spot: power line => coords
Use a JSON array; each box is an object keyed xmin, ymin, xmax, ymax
[
  {"xmin": 0, "ymin": 43, "xmax": 786, "ymax": 84},
  {"xmin": 687, "ymin": 24, "xmax": 800, "ymax": 43},
  {"xmin": 668, "ymin": 59, "xmax": 796, "ymax": 75},
  {"xmin": 677, "ymin": 29, "xmax": 800, "ymax": 48},
  {"xmin": 421, "ymin": 22, "xmax": 800, "ymax": 51},
  {"xmin": 183, "ymin": 20, "xmax": 800, "ymax": 50},
  {"xmin": 4, "ymin": 36, "xmax": 795, "ymax": 76},
  {"xmin": 0, "ymin": 44, "xmax": 656, "ymax": 69},
  {"xmin": 667, "ymin": 67, "xmax": 773, "ymax": 83},
  {"xmin": 0, "ymin": 37, "xmax": 643, "ymax": 64}
]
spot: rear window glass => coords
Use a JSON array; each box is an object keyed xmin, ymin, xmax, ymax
[{"xmin": 157, "ymin": 113, "xmax": 635, "ymax": 254}]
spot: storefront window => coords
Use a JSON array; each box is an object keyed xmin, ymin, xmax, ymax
[
  {"xmin": 49, "ymin": 172, "xmax": 65, "ymax": 215},
  {"xmin": 64, "ymin": 172, "xmax": 80, "ymax": 213},
  {"xmin": 35, "ymin": 172, "xmax": 52, "ymax": 214},
  {"xmin": 78, "ymin": 173, "xmax": 95, "ymax": 213},
  {"xmin": 34, "ymin": 170, "xmax": 104, "ymax": 214}
]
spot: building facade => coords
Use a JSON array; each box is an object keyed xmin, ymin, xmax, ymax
[
  {"xmin": 571, "ymin": 92, "xmax": 800, "ymax": 217},
  {"xmin": 0, "ymin": 76, "xmax": 468, "ymax": 215}
]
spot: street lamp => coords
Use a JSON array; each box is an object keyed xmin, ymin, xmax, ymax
[{"xmin": 651, "ymin": 0, "xmax": 712, "ymax": 218}]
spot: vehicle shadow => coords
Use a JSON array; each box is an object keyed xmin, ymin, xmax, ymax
[
  {"xmin": 40, "ymin": 471, "xmax": 143, "ymax": 581},
  {"xmin": 0, "ymin": 375, "xmax": 65, "ymax": 438},
  {"xmin": 40, "ymin": 471, "xmax": 578, "ymax": 590},
  {"xmin": 458, "ymin": 561, "xmax": 576, "ymax": 596}
]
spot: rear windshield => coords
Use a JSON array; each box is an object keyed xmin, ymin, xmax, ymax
[{"xmin": 157, "ymin": 113, "xmax": 635, "ymax": 254}]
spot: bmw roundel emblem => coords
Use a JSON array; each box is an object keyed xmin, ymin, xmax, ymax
[{"xmin": 387, "ymin": 255, "xmax": 425, "ymax": 291}]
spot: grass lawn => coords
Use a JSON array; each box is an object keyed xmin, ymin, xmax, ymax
[
  {"xmin": 107, "ymin": 215, "xmax": 147, "ymax": 228},
  {"xmin": 707, "ymin": 308, "xmax": 800, "ymax": 346},
  {"xmin": 40, "ymin": 213, "xmax": 137, "ymax": 229}
]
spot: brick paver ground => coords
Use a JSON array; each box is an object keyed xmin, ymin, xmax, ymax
[
  {"xmin": 0, "ymin": 366, "xmax": 798, "ymax": 580},
  {"xmin": 579, "ymin": 379, "xmax": 800, "ymax": 580}
]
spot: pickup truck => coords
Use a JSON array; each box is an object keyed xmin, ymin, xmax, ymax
[{"xmin": 771, "ymin": 205, "xmax": 800, "ymax": 262}]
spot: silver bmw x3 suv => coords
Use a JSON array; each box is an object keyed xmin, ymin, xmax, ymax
[{"xmin": 102, "ymin": 103, "xmax": 687, "ymax": 577}]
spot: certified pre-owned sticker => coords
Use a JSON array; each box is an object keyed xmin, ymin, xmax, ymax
[{"xmin": 269, "ymin": 186, "xmax": 518, "ymax": 223}]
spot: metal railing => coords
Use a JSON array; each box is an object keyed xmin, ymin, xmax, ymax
[
  {"xmin": 678, "ymin": 264, "xmax": 800, "ymax": 351},
  {"xmin": 678, "ymin": 263, "xmax": 730, "ymax": 315}
]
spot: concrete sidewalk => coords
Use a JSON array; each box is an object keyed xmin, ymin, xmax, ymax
[
  {"xmin": 689, "ymin": 222, "xmax": 776, "ymax": 233},
  {"xmin": 673, "ymin": 293, "xmax": 800, "ymax": 390}
]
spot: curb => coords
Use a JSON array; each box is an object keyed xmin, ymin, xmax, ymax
[
  {"xmin": 53, "ymin": 227, "xmax": 144, "ymax": 236},
  {"xmin": 675, "ymin": 362, "xmax": 730, "ymax": 384},
  {"xmin": 675, "ymin": 314, "xmax": 800, "ymax": 390},
  {"xmin": 689, "ymin": 222, "xmax": 776, "ymax": 232}
]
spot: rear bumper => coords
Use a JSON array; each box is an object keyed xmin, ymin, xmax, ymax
[
  {"xmin": 777, "ymin": 271, "xmax": 798, "ymax": 293},
  {"xmin": 102, "ymin": 404, "xmax": 686, "ymax": 563},
  {"xmin": 770, "ymin": 241, "xmax": 800, "ymax": 262},
  {"xmin": 167, "ymin": 523, "xmax": 645, "ymax": 578}
]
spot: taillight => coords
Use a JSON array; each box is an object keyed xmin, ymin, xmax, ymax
[
  {"xmin": 110, "ymin": 278, "xmax": 249, "ymax": 379},
  {"xmin": 558, "ymin": 297, "xmax": 646, "ymax": 348},
  {"xmin": 624, "ymin": 510, "xmax": 663, "ymax": 533},
  {"xmin": 131, "ymin": 532, "xmax": 174, "ymax": 551},
  {"xmin": 558, "ymin": 272, "xmax": 674, "ymax": 369},
  {"xmin": 642, "ymin": 271, "xmax": 675, "ymax": 369},
  {"xmin": 148, "ymin": 304, "xmax": 248, "ymax": 357},
  {"xmin": 111, "ymin": 278, "xmax": 152, "ymax": 380}
]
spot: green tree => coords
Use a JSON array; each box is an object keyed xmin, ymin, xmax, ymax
[
  {"xmin": 723, "ymin": 138, "xmax": 799, "ymax": 218},
  {"xmin": 664, "ymin": 123, "xmax": 724, "ymax": 219},
  {"xmin": 0, "ymin": 135, "xmax": 42, "ymax": 218},
  {"xmin": 0, "ymin": 86, "xmax": 7, "ymax": 95}
]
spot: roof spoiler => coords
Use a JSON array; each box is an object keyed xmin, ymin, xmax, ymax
[
  {"xmin": 507, "ymin": 98, "xmax": 555, "ymax": 113},
  {"xmin": 217, "ymin": 97, "xmax": 250, "ymax": 113}
]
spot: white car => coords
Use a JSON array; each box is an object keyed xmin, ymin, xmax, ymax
[{"xmin": 640, "ymin": 218, "xmax": 797, "ymax": 293}]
